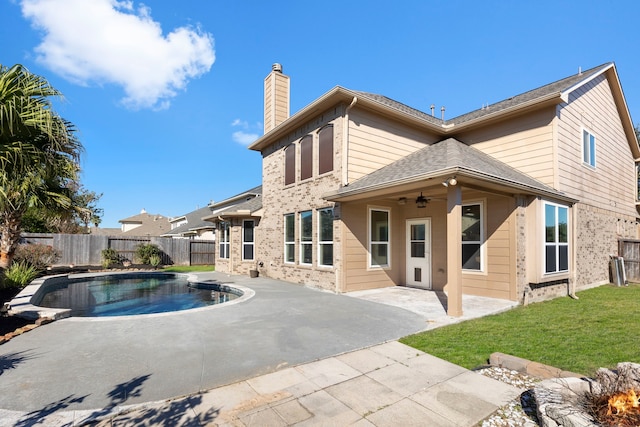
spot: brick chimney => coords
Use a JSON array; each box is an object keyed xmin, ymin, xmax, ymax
[{"xmin": 264, "ymin": 63, "xmax": 290, "ymax": 134}]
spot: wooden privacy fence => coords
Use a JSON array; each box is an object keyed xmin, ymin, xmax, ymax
[
  {"xmin": 618, "ymin": 239, "xmax": 640, "ymax": 283},
  {"xmin": 20, "ymin": 233, "xmax": 216, "ymax": 266}
]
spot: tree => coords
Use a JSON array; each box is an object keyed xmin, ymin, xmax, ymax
[
  {"xmin": 21, "ymin": 186, "xmax": 103, "ymax": 233},
  {"xmin": 0, "ymin": 64, "xmax": 85, "ymax": 268}
]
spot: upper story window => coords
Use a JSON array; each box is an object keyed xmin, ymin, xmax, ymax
[
  {"xmin": 284, "ymin": 144, "xmax": 295, "ymax": 185},
  {"xmin": 242, "ymin": 220, "xmax": 255, "ymax": 261},
  {"xmin": 369, "ymin": 208, "xmax": 390, "ymax": 268},
  {"xmin": 544, "ymin": 202, "xmax": 568, "ymax": 274},
  {"xmin": 284, "ymin": 213, "xmax": 295, "ymax": 263},
  {"xmin": 300, "ymin": 210, "xmax": 313, "ymax": 265},
  {"xmin": 300, "ymin": 135, "xmax": 313, "ymax": 180},
  {"xmin": 462, "ymin": 203, "xmax": 484, "ymax": 271},
  {"xmin": 318, "ymin": 125, "xmax": 334, "ymax": 175},
  {"xmin": 582, "ymin": 129, "xmax": 596, "ymax": 168},
  {"xmin": 318, "ymin": 208, "xmax": 333, "ymax": 267}
]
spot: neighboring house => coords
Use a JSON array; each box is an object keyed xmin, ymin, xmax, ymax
[
  {"xmin": 218, "ymin": 63, "xmax": 639, "ymax": 316},
  {"xmin": 119, "ymin": 209, "xmax": 171, "ymax": 236},
  {"xmin": 163, "ymin": 206, "xmax": 216, "ymax": 240},
  {"xmin": 203, "ymin": 186, "xmax": 262, "ymax": 273}
]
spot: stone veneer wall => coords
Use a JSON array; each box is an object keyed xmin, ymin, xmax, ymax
[{"xmin": 256, "ymin": 107, "xmax": 344, "ymax": 291}]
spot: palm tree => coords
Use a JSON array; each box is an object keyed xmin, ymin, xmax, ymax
[{"xmin": 0, "ymin": 64, "xmax": 84, "ymax": 268}]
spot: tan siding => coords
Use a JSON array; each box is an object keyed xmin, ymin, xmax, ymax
[
  {"xmin": 347, "ymin": 108, "xmax": 440, "ymax": 182},
  {"xmin": 556, "ymin": 75, "xmax": 637, "ymax": 217},
  {"xmin": 455, "ymin": 108, "xmax": 556, "ymax": 187}
]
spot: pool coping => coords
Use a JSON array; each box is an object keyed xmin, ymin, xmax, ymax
[{"xmin": 7, "ymin": 271, "xmax": 255, "ymax": 322}]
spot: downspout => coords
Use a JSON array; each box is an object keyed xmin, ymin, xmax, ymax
[{"xmin": 342, "ymin": 96, "xmax": 358, "ymax": 186}]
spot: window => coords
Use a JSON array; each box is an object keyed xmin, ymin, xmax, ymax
[
  {"xmin": 369, "ymin": 208, "xmax": 390, "ymax": 267},
  {"xmin": 462, "ymin": 203, "xmax": 483, "ymax": 271},
  {"xmin": 219, "ymin": 221, "xmax": 230, "ymax": 259},
  {"xmin": 242, "ymin": 220, "xmax": 254, "ymax": 260},
  {"xmin": 318, "ymin": 125, "xmax": 334, "ymax": 174},
  {"xmin": 300, "ymin": 210, "xmax": 312, "ymax": 265},
  {"xmin": 582, "ymin": 129, "xmax": 596, "ymax": 167},
  {"xmin": 318, "ymin": 208, "xmax": 333, "ymax": 267},
  {"xmin": 284, "ymin": 144, "xmax": 295, "ymax": 185},
  {"xmin": 300, "ymin": 135, "xmax": 313, "ymax": 180},
  {"xmin": 544, "ymin": 203, "xmax": 569, "ymax": 274},
  {"xmin": 284, "ymin": 214, "xmax": 295, "ymax": 263}
]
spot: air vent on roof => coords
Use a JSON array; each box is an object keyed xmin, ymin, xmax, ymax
[{"xmin": 272, "ymin": 63, "xmax": 282, "ymax": 73}]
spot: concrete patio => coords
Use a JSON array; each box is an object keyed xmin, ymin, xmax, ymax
[{"xmin": 0, "ymin": 271, "xmax": 520, "ymax": 426}]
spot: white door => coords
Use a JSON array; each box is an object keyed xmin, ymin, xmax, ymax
[{"xmin": 406, "ymin": 219, "xmax": 431, "ymax": 289}]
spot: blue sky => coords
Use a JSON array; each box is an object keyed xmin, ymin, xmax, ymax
[{"xmin": 2, "ymin": 0, "xmax": 639, "ymax": 228}]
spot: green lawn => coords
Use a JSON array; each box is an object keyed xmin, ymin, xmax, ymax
[
  {"xmin": 400, "ymin": 284, "xmax": 640, "ymax": 376},
  {"xmin": 161, "ymin": 265, "xmax": 215, "ymax": 273}
]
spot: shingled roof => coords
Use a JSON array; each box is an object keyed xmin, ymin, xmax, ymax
[
  {"xmin": 353, "ymin": 63, "xmax": 612, "ymax": 128},
  {"xmin": 163, "ymin": 205, "xmax": 215, "ymax": 237},
  {"xmin": 327, "ymin": 138, "xmax": 575, "ymax": 202}
]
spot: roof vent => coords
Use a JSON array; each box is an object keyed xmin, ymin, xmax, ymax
[{"xmin": 272, "ymin": 63, "xmax": 282, "ymax": 73}]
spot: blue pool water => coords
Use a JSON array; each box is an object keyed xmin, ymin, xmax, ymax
[{"xmin": 35, "ymin": 273, "xmax": 240, "ymax": 317}]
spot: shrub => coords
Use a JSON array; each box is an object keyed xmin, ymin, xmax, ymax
[
  {"xmin": 101, "ymin": 248, "xmax": 121, "ymax": 268},
  {"xmin": 134, "ymin": 243, "xmax": 161, "ymax": 265},
  {"xmin": 3, "ymin": 261, "xmax": 39, "ymax": 289},
  {"xmin": 149, "ymin": 254, "xmax": 161, "ymax": 267},
  {"xmin": 14, "ymin": 244, "xmax": 60, "ymax": 270}
]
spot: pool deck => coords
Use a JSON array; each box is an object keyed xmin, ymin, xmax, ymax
[{"xmin": 0, "ymin": 271, "xmax": 520, "ymax": 426}]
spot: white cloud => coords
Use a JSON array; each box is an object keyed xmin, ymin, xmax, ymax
[
  {"xmin": 231, "ymin": 119, "xmax": 248, "ymax": 128},
  {"xmin": 232, "ymin": 131, "xmax": 259, "ymax": 146},
  {"xmin": 20, "ymin": 0, "xmax": 215, "ymax": 110}
]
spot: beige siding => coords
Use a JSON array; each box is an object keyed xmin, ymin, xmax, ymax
[
  {"xmin": 342, "ymin": 201, "xmax": 402, "ymax": 292},
  {"xmin": 556, "ymin": 74, "xmax": 637, "ymax": 217},
  {"xmin": 460, "ymin": 193, "xmax": 516, "ymax": 300},
  {"xmin": 455, "ymin": 108, "xmax": 557, "ymax": 187},
  {"xmin": 347, "ymin": 108, "xmax": 440, "ymax": 182}
]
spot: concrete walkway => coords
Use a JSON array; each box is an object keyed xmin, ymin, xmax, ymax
[{"xmin": 0, "ymin": 272, "xmax": 521, "ymax": 426}]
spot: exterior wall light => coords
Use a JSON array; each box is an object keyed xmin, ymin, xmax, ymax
[{"xmin": 442, "ymin": 176, "xmax": 458, "ymax": 187}]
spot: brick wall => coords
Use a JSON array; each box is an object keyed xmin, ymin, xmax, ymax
[{"xmin": 256, "ymin": 107, "xmax": 344, "ymax": 291}]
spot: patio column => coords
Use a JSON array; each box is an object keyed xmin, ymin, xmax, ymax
[{"xmin": 446, "ymin": 184, "xmax": 463, "ymax": 317}]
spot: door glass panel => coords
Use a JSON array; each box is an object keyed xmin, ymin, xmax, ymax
[
  {"xmin": 411, "ymin": 242, "xmax": 425, "ymax": 258},
  {"xmin": 411, "ymin": 224, "xmax": 425, "ymax": 241}
]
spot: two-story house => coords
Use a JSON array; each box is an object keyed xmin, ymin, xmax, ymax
[{"xmin": 214, "ymin": 63, "xmax": 639, "ymax": 316}]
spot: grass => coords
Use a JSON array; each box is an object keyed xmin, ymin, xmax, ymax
[
  {"xmin": 400, "ymin": 284, "xmax": 640, "ymax": 376},
  {"xmin": 161, "ymin": 265, "xmax": 215, "ymax": 273}
]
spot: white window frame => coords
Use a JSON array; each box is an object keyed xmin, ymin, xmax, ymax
[
  {"xmin": 461, "ymin": 201, "xmax": 485, "ymax": 272},
  {"xmin": 368, "ymin": 207, "xmax": 390, "ymax": 269},
  {"xmin": 300, "ymin": 210, "xmax": 313, "ymax": 266},
  {"xmin": 219, "ymin": 222, "xmax": 230, "ymax": 260},
  {"xmin": 543, "ymin": 202, "xmax": 569, "ymax": 274},
  {"xmin": 284, "ymin": 213, "xmax": 295, "ymax": 264},
  {"xmin": 582, "ymin": 128, "xmax": 596, "ymax": 168},
  {"xmin": 318, "ymin": 208, "xmax": 333, "ymax": 267},
  {"xmin": 242, "ymin": 220, "xmax": 255, "ymax": 261}
]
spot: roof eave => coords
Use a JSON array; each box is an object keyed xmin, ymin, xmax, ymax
[{"xmin": 325, "ymin": 168, "xmax": 577, "ymax": 204}]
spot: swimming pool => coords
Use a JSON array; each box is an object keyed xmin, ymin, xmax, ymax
[{"xmin": 32, "ymin": 272, "xmax": 244, "ymax": 317}]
